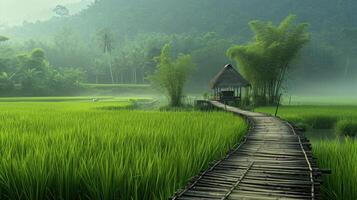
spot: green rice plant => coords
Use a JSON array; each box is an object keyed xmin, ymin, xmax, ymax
[
  {"xmin": 80, "ymin": 84, "xmax": 157, "ymax": 96},
  {"xmin": 258, "ymin": 105, "xmax": 357, "ymax": 199},
  {"xmin": 282, "ymin": 95, "xmax": 357, "ymax": 106},
  {"xmin": 303, "ymin": 115, "xmax": 338, "ymax": 129},
  {"xmin": 335, "ymin": 120, "xmax": 357, "ymax": 137},
  {"xmin": 313, "ymin": 139, "xmax": 357, "ymax": 200},
  {"xmin": 0, "ymin": 101, "xmax": 247, "ymax": 200},
  {"xmin": 256, "ymin": 106, "xmax": 357, "ymax": 130}
]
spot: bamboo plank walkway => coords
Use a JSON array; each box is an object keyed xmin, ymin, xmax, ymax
[{"xmin": 172, "ymin": 101, "xmax": 324, "ymax": 200}]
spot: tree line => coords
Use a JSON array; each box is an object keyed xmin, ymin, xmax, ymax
[
  {"xmin": 228, "ymin": 15, "xmax": 309, "ymax": 105},
  {"xmin": 0, "ymin": 45, "xmax": 83, "ymax": 96},
  {"xmin": 1, "ymin": 15, "xmax": 309, "ymax": 107},
  {"xmin": 153, "ymin": 15, "xmax": 309, "ymax": 106},
  {"xmin": 5, "ymin": 0, "xmax": 357, "ymax": 87},
  {"xmin": 1, "ymin": 29, "xmax": 236, "ymax": 90}
]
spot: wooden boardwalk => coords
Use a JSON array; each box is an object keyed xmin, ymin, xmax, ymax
[{"xmin": 172, "ymin": 101, "xmax": 325, "ymax": 200}]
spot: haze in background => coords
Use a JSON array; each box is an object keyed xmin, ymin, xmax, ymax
[
  {"xmin": 0, "ymin": 0, "xmax": 94, "ymax": 26},
  {"xmin": 1, "ymin": 0, "xmax": 357, "ymax": 99}
]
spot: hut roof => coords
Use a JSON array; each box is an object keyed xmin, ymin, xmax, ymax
[{"xmin": 209, "ymin": 64, "xmax": 250, "ymax": 89}]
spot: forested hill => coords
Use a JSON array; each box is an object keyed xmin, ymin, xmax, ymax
[
  {"xmin": 2, "ymin": 0, "xmax": 357, "ymax": 94},
  {"xmin": 5, "ymin": 0, "xmax": 357, "ymax": 40}
]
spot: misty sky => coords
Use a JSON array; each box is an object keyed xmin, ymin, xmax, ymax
[{"xmin": 0, "ymin": 0, "xmax": 92, "ymax": 26}]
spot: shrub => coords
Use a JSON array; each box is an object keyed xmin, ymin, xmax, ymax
[
  {"xmin": 0, "ymin": 72, "xmax": 14, "ymax": 94},
  {"xmin": 294, "ymin": 122, "xmax": 310, "ymax": 132},
  {"xmin": 303, "ymin": 115, "xmax": 338, "ymax": 129},
  {"xmin": 150, "ymin": 43, "xmax": 196, "ymax": 107},
  {"xmin": 335, "ymin": 120, "xmax": 357, "ymax": 137},
  {"xmin": 313, "ymin": 139, "xmax": 357, "ymax": 200}
]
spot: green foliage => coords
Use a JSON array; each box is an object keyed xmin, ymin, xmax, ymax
[
  {"xmin": 150, "ymin": 43, "xmax": 196, "ymax": 107},
  {"xmin": 2, "ymin": 1, "xmax": 357, "ymax": 93},
  {"xmin": 0, "ymin": 72, "xmax": 14, "ymax": 93},
  {"xmin": 0, "ymin": 47, "xmax": 84, "ymax": 96},
  {"xmin": 0, "ymin": 35, "xmax": 9, "ymax": 43},
  {"xmin": 227, "ymin": 15, "xmax": 309, "ymax": 105},
  {"xmin": 113, "ymin": 45, "xmax": 148, "ymax": 84},
  {"xmin": 5, "ymin": 0, "xmax": 357, "ymax": 88},
  {"xmin": 303, "ymin": 115, "xmax": 338, "ymax": 129},
  {"xmin": 8, "ymin": 26, "xmax": 237, "ymax": 88},
  {"xmin": 335, "ymin": 120, "xmax": 357, "ymax": 137},
  {"xmin": 257, "ymin": 105, "xmax": 357, "ymax": 199},
  {"xmin": 49, "ymin": 28, "xmax": 92, "ymax": 69},
  {"xmin": 0, "ymin": 100, "xmax": 247, "ymax": 200},
  {"xmin": 51, "ymin": 67, "xmax": 84, "ymax": 92},
  {"xmin": 2, "ymin": 27, "xmax": 236, "ymax": 90},
  {"xmin": 256, "ymin": 106, "xmax": 357, "ymax": 130},
  {"xmin": 96, "ymin": 28, "xmax": 116, "ymax": 84},
  {"xmin": 313, "ymin": 139, "xmax": 357, "ymax": 200},
  {"xmin": 16, "ymin": 49, "xmax": 79, "ymax": 95},
  {"xmin": 107, "ymin": 32, "xmax": 235, "ymax": 87},
  {"xmin": 96, "ymin": 28, "xmax": 115, "ymax": 54}
]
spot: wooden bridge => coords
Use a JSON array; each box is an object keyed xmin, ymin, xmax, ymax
[{"xmin": 172, "ymin": 101, "xmax": 327, "ymax": 200}]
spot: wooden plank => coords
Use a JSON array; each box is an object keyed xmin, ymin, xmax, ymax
[{"xmin": 171, "ymin": 101, "xmax": 324, "ymax": 200}]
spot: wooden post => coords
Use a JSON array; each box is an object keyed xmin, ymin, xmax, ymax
[{"xmin": 275, "ymin": 93, "xmax": 283, "ymax": 117}]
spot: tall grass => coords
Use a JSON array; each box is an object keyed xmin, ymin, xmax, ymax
[
  {"xmin": 0, "ymin": 101, "xmax": 247, "ymax": 199},
  {"xmin": 257, "ymin": 106, "xmax": 357, "ymax": 199},
  {"xmin": 0, "ymin": 96, "xmax": 153, "ymax": 103},
  {"xmin": 335, "ymin": 120, "xmax": 357, "ymax": 137},
  {"xmin": 313, "ymin": 139, "xmax": 357, "ymax": 200},
  {"xmin": 256, "ymin": 106, "xmax": 357, "ymax": 129}
]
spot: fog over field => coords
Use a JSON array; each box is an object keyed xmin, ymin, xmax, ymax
[
  {"xmin": 0, "ymin": 0, "xmax": 356, "ymax": 99},
  {"xmin": 0, "ymin": 0, "xmax": 94, "ymax": 26},
  {"xmin": 0, "ymin": 1, "xmax": 356, "ymax": 200}
]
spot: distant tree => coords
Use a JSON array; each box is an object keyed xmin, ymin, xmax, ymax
[
  {"xmin": 0, "ymin": 72, "xmax": 14, "ymax": 94},
  {"xmin": 227, "ymin": 15, "xmax": 309, "ymax": 105},
  {"xmin": 53, "ymin": 5, "xmax": 70, "ymax": 17},
  {"xmin": 50, "ymin": 27, "xmax": 92, "ymax": 71},
  {"xmin": 113, "ymin": 51, "xmax": 130, "ymax": 84},
  {"xmin": 0, "ymin": 36, "xmax": 16, "ymax": 95},
  {"xmin": 15, "ymin": 48, "xmax": 83, "ymax": 95},
  {"xmin": 190, "ymin": 32, "xmax": 235, "ymax": 86},
  {"xmin": 112, "ymin": 40, "xmax": 157, "ymax": 84},
  {"xmin": 130, "ymin": 47, "xmax": 145, "ymax": 84},
  {"xmin": 150, "ymin": 43, "xmax": 196, "ymax": 107},
  {"xmin": 54, "ymin": 28, "xmax": 80, "ymax": 54},
  {"xmin": 92, "ymin": 58, "xmax": 108, "ymax": 84},
  {"xmin": 16, "ymin": 49, "xmax": 48, "ymax": 94},
  {"xmin": 0, "ymin": 36, "xmax": 9, "ymax": 43},
  {"xmin": 51, "ymin": 67, "xmax": 84, "ymax": 92},
  {"xmin": 119, "ymin": 47, "xmax": 146, "ymax": 84},
  {"xmin": 96, "ymin": 28, "xmax": 115, "ymax": 84}
]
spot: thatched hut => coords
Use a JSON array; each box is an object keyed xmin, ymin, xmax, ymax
[{"xmin": 209, "ymin": 64, "xmax": 250, "ymax": 102}]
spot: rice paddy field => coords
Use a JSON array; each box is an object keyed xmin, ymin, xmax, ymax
[
  {"xmin": 2, "ymin": 96, "xmax": 356, "ymax": 200},
  {"xmin": 256, "ymin": 106, "xmax": 357, "ymax": 129},
  {"xmin": 0, "ymin": 97, "xmax": 247, "ymax": 200},
  {"xmin": 313, "ymin": 139, "xmax": 357, "ymax": 200},
  {"xmin": 257, "ymin": 106, "xmax": 357, "ymax": 200}
]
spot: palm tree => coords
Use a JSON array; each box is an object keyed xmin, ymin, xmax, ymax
[
  {"xmin": 96, "ymin": 28, "xmax": 115, "ymax": 84},
  {"xmin": 19, "ymin": 68, "xmax": 41, "ymax": 90}
]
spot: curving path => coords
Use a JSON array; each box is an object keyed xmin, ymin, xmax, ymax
[{"xmin": 172, "ymin": 101, "xmax": 324, "ymax": 200}]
